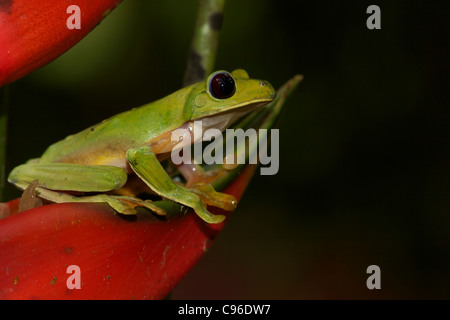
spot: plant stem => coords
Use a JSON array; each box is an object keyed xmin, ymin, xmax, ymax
[
  {"xmin": 183, "ymin": 0, "xmax": 225, "ymax": 86},
  {"xmin": 0, "ymin": 86, "xmax": 9, "ymax": 202}
]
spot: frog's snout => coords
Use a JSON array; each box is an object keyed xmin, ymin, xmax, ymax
[{"xmin": 259, "ymin": 80, "xmax": 276, "ymax": 99}]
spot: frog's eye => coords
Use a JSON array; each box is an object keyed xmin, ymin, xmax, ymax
[{"xmin": 208, "ymin": 71, "xmax": 236, "ymax": 99}]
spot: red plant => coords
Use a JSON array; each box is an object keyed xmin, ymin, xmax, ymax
[
  {"xmin": 0, "ymin": 165, "xmax": 258, "ymax": 299},
  {"xmin": 0, "ymin": 0, "xmax": 123, "ymax": 87}
]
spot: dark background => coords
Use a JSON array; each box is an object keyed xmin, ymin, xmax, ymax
[{"xmin": 5, "ymin": 0, "xmax": 449, "ymax": 298}]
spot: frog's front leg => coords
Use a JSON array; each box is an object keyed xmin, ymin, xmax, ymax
[
  {"xmin": 126, "ymin": 146, "xmax": 230, "ymax": 224},
  {"xmin": 7, "ymin": 162, "xmax": 165, "ymax": 215}
]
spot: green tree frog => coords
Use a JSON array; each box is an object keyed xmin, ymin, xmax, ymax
[{"xmin": 8, "ymin": 69, "xmax": 276, "ymax": 224}]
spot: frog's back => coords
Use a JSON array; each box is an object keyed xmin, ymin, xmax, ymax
[
  {"xmin": 39, "ymin": 112, "xmax": 138, "ymax": 166},
  {"xmin": 38, "ymin": 92, "xmax": 188, "ymax": 167}
]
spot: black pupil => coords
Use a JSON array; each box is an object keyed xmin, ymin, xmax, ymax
[{"xmin": 210, "ymin": 73, "xmax": 236, "ymax": 99}]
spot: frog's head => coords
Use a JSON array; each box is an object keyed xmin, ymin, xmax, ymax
[{"xmin": 184, "ymin": 69, "xmax": 276, "ymax": 131}]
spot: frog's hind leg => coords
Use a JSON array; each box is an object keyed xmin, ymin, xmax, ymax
[
  {"xmin": 13, "ymin": 181, "xmax": 166, "ymax": 216},
  {"xmin": 8, "ymin": 162, "xmax": 129, "ymax": 192},
  {"xmin": 9, "ymin": 162, "xmax": 166, "ymax": 215}
]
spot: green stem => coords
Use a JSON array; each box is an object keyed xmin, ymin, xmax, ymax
[
  {"xmin": 183, "ymin": 0, "xmax": 226, "ymax": 86},
  {"xmin": 0, "ymin": 86, "xmax": 9, "ymax": 202}
]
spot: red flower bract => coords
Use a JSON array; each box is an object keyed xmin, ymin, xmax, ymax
[
  {"xmin": 0, "ymin": 165, "xmax": 258, "ymax": 299},
  {"xmin": 0, "ymin": 0, "xmax": 123, "ymax": 87}
]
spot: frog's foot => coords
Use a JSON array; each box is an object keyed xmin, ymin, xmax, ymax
[
  {"xmin": 188, "ymin": 182, "xmax": 237, "ymax": 211},
  {"xmin": 80, "ymin": 194, "xmax": 166, "ymax": 216}
]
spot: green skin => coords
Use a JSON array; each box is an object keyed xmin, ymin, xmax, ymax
[{"xmin": 8, "ymin": 69, "xmax": 276, "ymax": 224}]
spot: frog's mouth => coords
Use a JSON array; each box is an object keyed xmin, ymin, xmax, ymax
[
  {"xmin": 198, "ymin": 100, "xmax": 271, "ymax": 133},
  {"xmin": 149, "ymin": 100, "xmax": 272, "ymax": 155}
]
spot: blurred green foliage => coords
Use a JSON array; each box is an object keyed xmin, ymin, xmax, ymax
[{"xmin": 5, "ymin": 0, "xmax": 449, "ymax": 298}]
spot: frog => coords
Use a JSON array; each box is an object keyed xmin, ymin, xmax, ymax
[{"xmin": 8, "ymin": 69, "xmax": 276, "ymax": 224}]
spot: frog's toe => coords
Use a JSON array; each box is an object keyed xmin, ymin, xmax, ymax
[
  {"xmin": 114, "ymin": 196, "xmax": 167, "ymax": 216},
  {"xmin": 189, "ymin": 183, "xmax": 237, "ymax": 211},
  {"xmin": 193, "ymin": 202, "xmax": 226, "ymax": 224}
]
